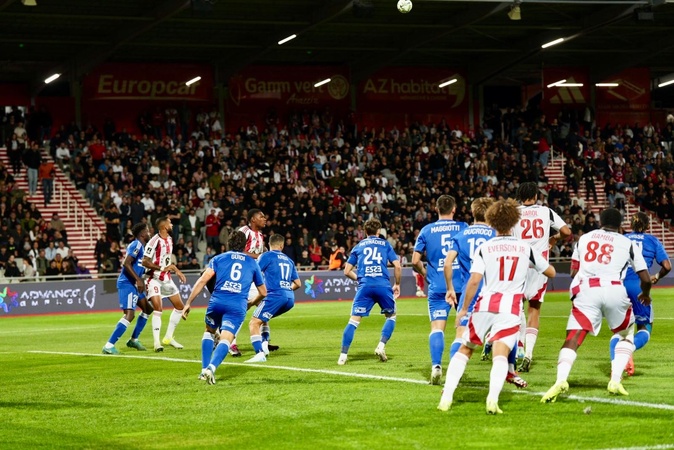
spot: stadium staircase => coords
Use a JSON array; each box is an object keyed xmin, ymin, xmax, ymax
[
  {"xmin": 545, "ymin": 153, "xmax": 674, "ymax": 256},
  {"xmin": 0, "ymin": 147, "xmax": 105, "ymax": 273}
]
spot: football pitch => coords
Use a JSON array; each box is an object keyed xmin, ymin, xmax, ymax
[{"xmin": 2, "ymin": 290, "xmax": 674, "ymax": 450}]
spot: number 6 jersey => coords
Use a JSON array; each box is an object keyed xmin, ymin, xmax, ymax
[
  {"xmin": 144, "ymin": 234, "xmax": 174, "ymax": 281},
  {"xmin": 570, "ymin": 229, "xmax": 647, "ymax": 281}
]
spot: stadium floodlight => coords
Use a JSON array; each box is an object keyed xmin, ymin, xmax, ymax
[
  {"xmin": 557, "ymin": 83, "xmax": 583, "ymax": 87},
  {"xmin": 541, "ymin": 38, "xmax": 565, "ymax": 49},
  {"xmin": 185, "ymin": 76, "xmax": 201, "ymax": 86},
  {"xmin": 658, "ymin": 79, "xmax": 674, "ymax": 88},
  {"xmin": 547, "ymin": 79, "xmax": 566, "ymax": 88},
  {"xmin": 439, "ymin": 79, "xmax": 458, "ymax": 88},
  {"xmin": 44, "ymin": 73, "xmax": 60, "ymax": 84},
  {"xmin": 596, "ymin": 83, "xmax": 619, "ymax": 87},
  {"xmin": 314, "ymin": 78, "xmax": 331, "ymax": 87},
  {"xmin": 278, "ymin": 34, "xmax": 297, "ymax": 45}
]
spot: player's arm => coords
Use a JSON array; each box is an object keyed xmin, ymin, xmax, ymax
[
  {"xmin": 344, "ymin": 262, "xmax": 357, "ymax": 281},
  {"xmin": 291, "ymin": 278, "xmax": 302, "ymax": 291},
  {"xmin": 392, "ymin": 259, "xmax": 402, "ymax": 299},
  {"xmin": 443, "ymin": 250, "xmax": 458, "ymax": 306},
  {"xmin": 122, "ymin": 254, "xmax": 144, "ymax": 293},
  {"xmin": 411, "ymin": 251, "xmax": 426, "ymax": 279},
  {"xmin": 182, "ymin": 268, "xmax": 214, "ymax": 320},
  {"xmin": 652, "ymin": 259, "xmax": 671, "ymax": 285},
  {"xmin": 457, "ymin": 272, "xmax": 482, "ymax": 326},
  {"xmin": 531, "ymin": 248, "xmax": 556, "ymax": 278},
  {"xmin": 142, "ymin": 256, "xmax": 161, "ymax": 272},
  {"xmin": 637, "ymin": 269, "xmax": 653, "ymax": 306},
  {"xmin": 569, "ymin": 243, "xmax": 580, "ymax": 278}
]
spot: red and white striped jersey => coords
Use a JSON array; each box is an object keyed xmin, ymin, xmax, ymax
[
  {"xmin": 471, "ymin": 236, "xmax": 550, "ymax": 316},
  {"xmin": 239, "ymin": 225, "xmax": 265, "ymax": 255},
  {"xmin": 570, "ymin": 229, "xmax": 647, "ymax": 282},
  {"xmin": 513, "ymin": 205, "xmax": 567, "ymax": 259},
  {"xmin": 144, "ymin": 234, "xmax": 173, "ymax": 281}
]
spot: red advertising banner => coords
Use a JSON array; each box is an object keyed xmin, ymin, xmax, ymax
[
  {"xmin": 83, "ymin": 63, "xmax": 214, "ymax": 101},
  {"xmin": 227, "ymin": 66, "xmax": 351, "ymax": 113},
  {"xmin": 595, "ymin": 67, "xmax": 651, "ymax": 127},
  {"xmin": 356, "ymin": 67, "xmax": 468, "ymax": 114},
  {"xmin": 0, "ymin": 83, "xmax": 29, "ymax": 106},
  {"xmin": 542, "ymin": 67, "xmax": 590, "ymax": 106}
]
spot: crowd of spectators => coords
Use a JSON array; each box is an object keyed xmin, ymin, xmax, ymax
[{"xmin": 2, "ymin": 103, "xmax": 673, "ymax": 276}]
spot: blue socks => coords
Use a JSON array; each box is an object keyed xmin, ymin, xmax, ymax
[
  {"xmin": 634, "ymin": 329, "xmax": 651, "ymax": 351},
  {"xmin": 430, "ymin": 330, "xmax": 445, "ymax": 366},
  {"xmin": 251, "ymin": 334, "xmax": 263, "ymax": 354},
  {"xmin": 209, "ymin": 341, "xmax": 230, "ymax": 370},
  {"xmin": 341, "ymin": 319, "xmax": 359, "ymax": 354},
  {"xmin": 449, "ymin": 339, "xmax": 462, "ymax": 359},
  {"xmin": 131, "ymin": 313, "xmax": 148, "ymax": 339},
  {"xmin": 381, "ymin": 317, "xmax": 396, "ymax": 344},
  {"xmin": 508, "ymin": 342, "xmax": 517, "ymax": 366},
  {"xmin": 107, "ymin": 318, "xmax": 130, "ymax": 345},
  {"xmin": 609, "ymin": 335, "xmax": 620, "ymax": 360},
  {"xmin": 201, "ymin": 332, "xmax": 214, "ymax": 369}
]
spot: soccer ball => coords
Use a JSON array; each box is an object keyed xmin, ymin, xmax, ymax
[{"xmin": 397, "ymin": 0, "xmax": 413, "ymax": 14}]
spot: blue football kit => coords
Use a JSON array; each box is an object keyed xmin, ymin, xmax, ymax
[
  {"xmin": 348, "ymin": 236, "xmax": 399, "ymax": 317},
  {"xmin": 624, "ymin": 232, "xmax": 669, "ymax": 325},
  {"xmin": 414, "ymin": 219, "xmax": 467, "ymax": 321},
  {"xmin": 254, "ymin": 250, "xmax": 299, "ymax": 321},
  {"xmin": 117, "ymin": 239, "xmax": 146, "ymax": 310}
]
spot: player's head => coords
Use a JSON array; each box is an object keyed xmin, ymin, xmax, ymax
[
  {"xmin": 155, "ymin": 216, "xmax": 172, "ymax": 233},
  {"xmin": 630, "ymin": 211, "xmax": 649, "ymax": 233},
  {"xmin": 269, "ymin": 233, "xmax": 285, "ymax": 250},
  {"xmin": 485, "ymin": 199, "xmax": 521, "ymax": 234},
  {"xmin": 248, "ymin": 208, "xmax": 267, "ymax": 230},
  {"xmin": 132, "ymin": 222, "xmax": 149, "ymax": 240},
  {"xmin": 436, "ymin": 195, "xmax": 456, "ymax": 215},
  {"xmin": 600, "ymin": 208, "xmax": 623, "ymax": 230},
  {"xmin": 471, "ymin": 197, "xmax": 495, "ymax": 222},
  {"xmin": 364, "ymin": 218, "xmax": 381, "ymax": 236},
  {"xmin": 229, "ymin": 230, "xmax": 247, "ymax": 252},
  {"xmin": 516, "ymin": 182, "xmax": 539, "ymax": 202}
]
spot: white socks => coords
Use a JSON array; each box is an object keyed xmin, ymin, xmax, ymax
[
  {"xmin": 487, "ymin": 355, "xmax": 509, "ymax": 403},
  {"xmin": 164, "ymin": 308, "xmax": 183, "ymax": 341},
  {"xmin": 525, "ymin": 327, "xmax": 538, "ymax": 359},
  {"xmin": 612, "ymin": 340, "xmax": 635, "ymax": 383},
  {"xmin": 556, "ymin": 348, "xmax": 577, "ymax": 384},
  {"xmin": 152, "ymin": 311, "xmax": 162, "ymax": 345},
  {"xmin": 441, "ymin": 353, "xmax": 469, "ymax": 403}
]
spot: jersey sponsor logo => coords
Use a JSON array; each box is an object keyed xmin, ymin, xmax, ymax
[
  {"xmin": 354, "ymin": 306, "xmax": 367, "ymax": 314},
  {"xmin": 220, "ymin": 281, "xmax": 243, "ymax": 293},
  {"xmin": 222, "ymin": 320, "xmax": 235, "ymax": 330},
  {"xmin": 205, "ymin": 315, "xmax": 216, "ymax": 328},
  {"xmin": 262, "ymin": 312, "xmax": 273, "ymax": 320}
]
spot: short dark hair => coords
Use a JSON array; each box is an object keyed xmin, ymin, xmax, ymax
[
  {"xmin": 364, "ymin": 218, "xmax": 381, "ymax": 236},
  {"xmin": 436, "ymin": 195, "xmax": 456, "ymax": 215},
  {"xmin": 132, "ymin": 222, "xmax": 147, "ymax": 238},
  {"xmin": 630, "ymin": 211, "xmax": 649, "ymax": 233},
  {"xmin": 229, "ymin": 230, "xmax": 248, "ymax": 252},
  {"xmin": 516, "ymin": 182, "xmax": 539, "ymax": 202},
  {"xmin": 600, "ymin": 208, "xmax": 623, "ymax": 229},
  {"xmin": 269, "ymin": 233, "xmax": 285, "ymax": 247},
  {"xmin": 247, "ymin": 208, "xmax": 262, "ymax": 223},
  {"xmin": 155, "ymin": 216, "xmax": 168, "ymax": 231}
]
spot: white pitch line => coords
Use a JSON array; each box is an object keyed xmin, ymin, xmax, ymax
[
  {"xmin": 596, "ymin": 445, "xmax": 674, "ymax": 450},
  {"xmin": 26, "ymin": 350, "xmax": 674, "ymax": 411}
]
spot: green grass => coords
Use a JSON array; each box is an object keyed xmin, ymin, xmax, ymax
[{"xmin": 2, "ymin": 290, "xmax": 674, "ymax": 449}]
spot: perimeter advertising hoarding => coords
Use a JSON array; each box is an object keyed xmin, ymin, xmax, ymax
[
  {"xmin": 0, "ymin": 269, "xmax": 419, "ymax": 316},
  {"xmin": 595, "ymin": 67, "xmax": 651, "ymax": 126},
  {"xmin": 227, "ymin": 65, "xmax": 351, "ymax": 113},
  {"xmin": 83, "ymin": 63, "xmax": 214, "ymax": 102},
  {"xmin": 356, "ymin": 67, "xmax": 468, "ymax": 114}
]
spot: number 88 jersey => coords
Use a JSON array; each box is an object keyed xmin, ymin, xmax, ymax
[
  {"xmin": 571, "ymin": 229, "xmax": 647, "ymax": 280},
  {"xmin": 514, "ymin": 205, "xmax": 566, "ymax": 259}
]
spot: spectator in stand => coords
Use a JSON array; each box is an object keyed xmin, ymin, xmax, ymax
[
  {"xmin": 205, "ymin": 208, "xmax": 220, "ymax": 248},
  {"xmin": 7, "ymin": 133, "xmax": 22, "ymax": 176},
  {"xmin": 55, "ymin": 142, "xmax": 71, "ymax": 168},
  {"xmin": 180, "ymin": 207, "xmax": 200, "ymax": 252},
  {"xmin": 49, "ymin": 213, "xmax": 68, "ymax": 243},
  {"xmin": 38, "ymin": 159, "xmax": 55, "ymax": 207},
  {"xmin": 23, "ymin": 142, "xmax": 42, "ymax": 197}
]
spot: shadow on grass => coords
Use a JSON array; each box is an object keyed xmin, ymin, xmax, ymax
[{"xmin": 0, "ymin": 400, "xmax": 101, "ymax": 410}]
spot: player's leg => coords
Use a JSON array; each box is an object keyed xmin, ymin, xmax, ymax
[
  {"xmin": 487, "ymin": 340, "xmax": 514, "ymax": 414},
  {"xmin": 438, "ymin": 313, "xmax": 482, "ymax": 411},
  {"xmin": 230, "ymin": 285, "xmax": 260, "ymax": 357},
  {"xmin": 339, "ymin": 289, "xmax": 370, "ymax": 365},
  {"xmin": 542, "ymin": 299, "xmax": 598, "ymax": 403},
  {"xmin": 606, "ymin": 293, "xmax": 636, "ymax": 395},
  {"xmin": 202, "ymin": 309, "xmax": 245, "ymax": 385},
  {"xmin": 258, "ymin": 298, "xmax": 293, "ymax": 357},
  {"xmin": 162, "ymin": 283, "xmax": 185, "ymax": 349},
  {"xmin": 199, "ymin": 305, "xmax": 222, "ymax": 380},
  {"xmin": 415, "ymin": 273, "xmax": 425, "ymax": 297},
  {"xmin": 428, "ymin": 293, "xmax": 449, "ymax": 384},
  {"xmin": 127, "ymin": 295, "xmax": 151, "ymax": 351},
  {"xmin": 505, "ymin": 343, "xmax": 527, "ymax": 389},
  {"xmin": 520, "ymin": 273, "xmax": 547, "ymax": 372},
  {"xmin": 147, "ymin": 280, "xmax": 165, "ymax": 352},
  {"xmin": 247, "ymin": 297, "xmax": 271, "ymax": 362},
  {"xmin": 103, "ymin": 286, "xmax": 138, "ymax": 354},
  {"xmin": 375, "ymin": 290, "xmax": 397, "ymax": 362}
]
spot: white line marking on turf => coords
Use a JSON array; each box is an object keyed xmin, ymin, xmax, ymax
[
  {"xmin": 596, "ymin": 445, "xmax": 674, "ymax": 450},
  {"xmin": 27, "ymin": 350, "xmax": 674, "ymax": 411}
]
